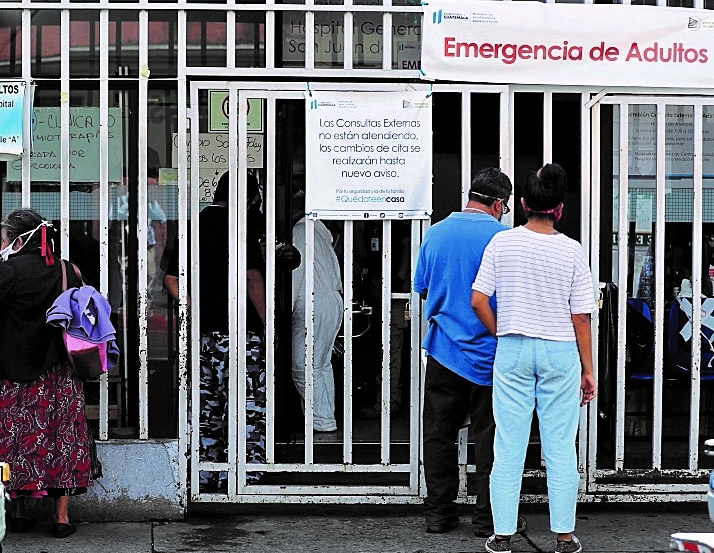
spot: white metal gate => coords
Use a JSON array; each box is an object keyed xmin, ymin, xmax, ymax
[
  {"xmin": 177, "ymin": 81, "xmax": 517, "ymax": 503},
  {"xmin": 588, "ymin": 95, "xmax": 714, "ymax": 500}
]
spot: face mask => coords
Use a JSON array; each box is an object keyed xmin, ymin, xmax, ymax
[
  {"xmin": 0, "ymin": 241, "xmax": 16, "ymax": 262},
  {"xmin": 0, "ymin": 221, "xmax": 52, "ymax": 262}
]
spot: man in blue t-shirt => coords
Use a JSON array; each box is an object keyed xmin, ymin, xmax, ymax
[{"xmin": 414, "ymin": 167, "xmax": 524, "ymax": 537}]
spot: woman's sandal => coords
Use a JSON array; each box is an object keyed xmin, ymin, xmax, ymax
[
  {"xmin": 52, "ymin": 522, "xmax": 77, "ymax": 538},
  {"xmin": 10, "ymin": 516, "xmax": 36, "ymax": 533}
]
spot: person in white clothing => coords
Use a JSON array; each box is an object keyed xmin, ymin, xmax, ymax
[
  {"xmin": 292, "ymin": 216, "xmax": 344, "ymax": 432},
  {"xmin": 471, "ymin": 164, "xmax": 597, "ymax": 553}
]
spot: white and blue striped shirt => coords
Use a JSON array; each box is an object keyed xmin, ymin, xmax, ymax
[{"xmin": 472, "ymin": 226, "xmax": 597, "ymax": 342}]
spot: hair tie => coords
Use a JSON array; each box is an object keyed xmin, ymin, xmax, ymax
[{"xmin": 522, "ymin": 200, "xmax": 563, "ymax": 222}]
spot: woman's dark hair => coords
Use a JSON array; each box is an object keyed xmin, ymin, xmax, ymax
[
  {"xmin": 522, "ymin": 163, "xmax": 567, "ymax": 220},
  {"xmin": 213, "ymin": 171, "xmax": 260, "ymax": 204},
  {"xmin": 1, "ymin": 207, "xmax": 54, "ymax": 252}
]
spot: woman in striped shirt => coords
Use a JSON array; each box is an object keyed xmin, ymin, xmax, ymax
[{"xmin": 471, "ymin": 163, "xmax": 597, "ymax": 553}]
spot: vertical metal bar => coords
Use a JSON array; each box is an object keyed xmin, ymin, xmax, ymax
[
  {"xmin": 457, "ymin": 426, "xmax": 468, "ymax": 497},
  {"xmin": 189, "ymin": 82, "xmax": 201, "ymax": 500},
  {"xmin": 580, "ymin": 92, "xmax": 592, "ymax": 297},
  {"xmin": 265, "ymin": 96, "xmax": 277, "ymax": 464},
  {"xmin": 98, "ymin": 8, "xmax": 110, "ymax": 440},
  {"xmin": 60, "ymin": 9, "xmax": 70, "ymax": 254},
  {"xmin": 588, "ymin": 99, "xmax": 601, "ymax": 487},
  {"xmin": 305, "ymin": 0, "xmax": 315, "ymax": 70},
  {"xmin": 343, "ymin": 0, "xmax": 353, "ymax": 70},
  {"xmin": 382, "ymin": 7, "xmax": 392, "ymax": 71},
  {"xmin": 177, "ymin": 10, "xmax": 189, "ymax": 507},
  {"xmin": 305, "ymin": 217, "xmax": 315, "ymax": 463},
  {"xmin": 418, "ymin": 218, "xmax": 431, "ymax": 499},
  {"xmin": 543, "ymin": 91, "xmax": 553, "ymax": 164},
  {"xmin": 409, "ymin": 219, "xmax": 421, "ymax": 492},
  {"xmin": 503, "ymin": 89, "xmax": 514, "ymax": 228},
  {"xmin": 615, "ymin": 103, "xmax": 629, "ymax": 471},
  {"xmin": 227, "ymin": 0, "xmax": 236, "ymax": 69},
  {"xmin": 21, "ymin": 9, "xmax": 31, "ymax": 208},
  {"xmin": 540, "ymin": 89, "xmax": 553, "ymax": 471},
  {"xmin": 343, "ymin": 220, "xmax": 354, "ymax": 463},
  {"xmin": 228, "ymin": 88, "xmax": 240, "ymax": 495},
  {"xmin": 381, "ymin": 220, "xmax": 392, "ymax": 463},
  {"xmin": 236, "ymin": 88, "xmax": 250, "ymax": 493},
  {"xmin": 578, "ymin": 92, "xmax": 591, "ymax": 484},
  {"xmin": 652, "ymin": 103, "xmax": 666, "ymax": 469},
  {"xmin": 690, "ymin": 103, "xmax": 704, "ymax": 471},
  {"xmin": 461, "ymin": 92, "xmax": 471, "ymax": 207},
  {"xmin": 265, "ymin": 0, "xmax": 275, "ymax": 70},
  {"xmin": 137, "ymin": 10, "xmax": 150, "ymax": 440}
]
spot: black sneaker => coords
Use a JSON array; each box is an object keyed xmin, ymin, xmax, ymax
[
  {"xmin": 425, "ymin": 517, "xmax": 459, "ymax": 534},
  {"xmin": 474, "ymin": 516, "xmax": 527, "ymax": 538},
  {"xmin": 485, "ymin": 535, "xmax": 512, "ymax": 553},
  {"xmin": 554, "ymin": 535, "xmax": 582, "ymax": 553}
]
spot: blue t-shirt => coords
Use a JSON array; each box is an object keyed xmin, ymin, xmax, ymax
[{"xmin": 413, "ymin": 212, "xmax": 507, "ymax": 385}]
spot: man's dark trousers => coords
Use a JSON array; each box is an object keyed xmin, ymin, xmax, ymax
[{"xmin": 423, "ymin": 355, "xmax": 495, "ymax": 532}]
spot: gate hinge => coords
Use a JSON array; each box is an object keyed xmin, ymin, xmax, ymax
[{"xmin": 186, "ymin": 108, "xmax": 195, "ymax": 121}]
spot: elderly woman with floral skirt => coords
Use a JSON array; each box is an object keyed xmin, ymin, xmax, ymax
[{"xmin": 0, "ymin": 208, "xmax": 93, "ymax": 538}]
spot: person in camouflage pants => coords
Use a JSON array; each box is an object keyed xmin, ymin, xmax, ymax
[
  {"xmin": 164, "ymin": 171, "xmax": 268, "ymax": 494},
  {"xmin": 198, "ymin": 330, "xmax": 266, "ymax": 491}
]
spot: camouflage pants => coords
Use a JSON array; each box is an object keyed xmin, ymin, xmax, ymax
[{"xmin": 198, "ymin": 330, "xmax": 266, "ymax": 491}]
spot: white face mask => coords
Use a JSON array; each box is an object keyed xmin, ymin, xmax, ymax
[
  {"xmin": 0, "ymin": 241, "xmax": 16, "ymax": 262},
  {"xmin": 0, "ymin": 221, "xmax": 52, "ymax": 262}
]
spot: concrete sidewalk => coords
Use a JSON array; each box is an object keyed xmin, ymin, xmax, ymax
[{"xmin": 2, "ymin": 503, "xmax": 711, "ymax": 552}]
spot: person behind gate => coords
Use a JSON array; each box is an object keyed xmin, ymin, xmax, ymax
[
  {"xmin": 413, "ymin": 167, "xmax": 526, "ymax": 537},
  {"xmin": 290, "ymin": 190, "xmax": 344, "ymax": 433},
  {"xmin": 471, "ymin": 163, "xmax": 596, "ymax": 553},
  {"xmin": 164, "ymin": 170, "xmax": 267, "ymax": 491}
]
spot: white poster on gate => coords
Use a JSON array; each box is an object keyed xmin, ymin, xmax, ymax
[
  {"xmin": 421, "ymin": 0, "xmax": 714, "ymax": 88},
  {"xmin": 305, "ymin": 91, "xmax": 432, "ymax": 219},
  {"xmin": 0, "ymin": 81, "xmax": 25, "ymax": 160}
]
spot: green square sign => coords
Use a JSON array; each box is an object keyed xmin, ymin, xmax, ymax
[{"xmin": 208, "ymin": 90, "xmax": 263, "ymax": 133}]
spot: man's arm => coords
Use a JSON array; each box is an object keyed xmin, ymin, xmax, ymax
[
  {"xmin": 247, "ymin": 268, "xmax": 266, "ymax": 327},
  {"xmin": 164, "ymin": 274, "xmax": 179, "ymax": 302},
  {"xmin": 572, "ymin": 313, "xmax": 596, "ymax": 406},
  {"xmin": 471, "ymin": 291, "xmax": 496, "ymax": 337}
]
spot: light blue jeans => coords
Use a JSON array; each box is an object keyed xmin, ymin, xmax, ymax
[{"xmin": 490, "ymin": 335, "xmax": 581, "ymax": 535}]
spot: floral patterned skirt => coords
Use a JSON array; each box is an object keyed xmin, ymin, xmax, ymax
[{"xmin": 0, "ymin": 360, "xmax": 92, "ymax": 496}]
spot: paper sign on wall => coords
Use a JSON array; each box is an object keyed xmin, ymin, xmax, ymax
[
  {"xmin": 171, "ymin": 132, "xmax": 264, "ymax": 202},
  {"xmin": 0, "ymin": 81, "xmax": 25, "ymax": 160},
  {"xmin": 208, "ymin": 92, "xmax": 263, "ymax": 133},
  {"xmin": 305, "ymin": 91, "xmax": 432, "ymax": 219},
  {"xmin": 6, "ymin": 107, "xmax": 123, "ymax": 182}
]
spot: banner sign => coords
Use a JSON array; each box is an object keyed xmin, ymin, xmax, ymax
[
  {"xmin": 421, "ymin": 1, "xmax": 714, "ymax": 88},
  {"xmin": 0, "ymin": 81, "xmax": 25, "ymax": 160},
  {"xmin": 305, "ymin": 91, "xmax": 432, "ymax": 219}
]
